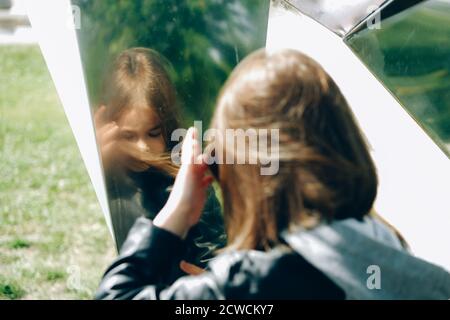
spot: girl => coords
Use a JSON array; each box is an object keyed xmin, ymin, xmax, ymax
[
  {"xmin": 94, "ymin": 47, "xmax": 226, "ymax": 281},
  {"xmin": 96, "ymin": 49, "xmax": 450, "ymax": 299}
]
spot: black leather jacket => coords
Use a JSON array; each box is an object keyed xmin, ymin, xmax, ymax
[
  {"xmin": 95, "ymin": 217, "xmax": 345, "ymax": 300},
  {"xmin": 107, "ymin": 169, "xmax": 226, "ymax": 283}
]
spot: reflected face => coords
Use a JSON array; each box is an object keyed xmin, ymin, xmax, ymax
[{"xmin": 116, "ymin": 106, "xmax": 166, "ymax": 172}]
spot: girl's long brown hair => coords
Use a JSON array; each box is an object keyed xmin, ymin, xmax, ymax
[
  {"xmin": 100, "ymin": 47, "xmax": 180, "ymax": 176},
  {"xmin": 211, "ymin": 49, "xmax": 378, "ymax": 251}
]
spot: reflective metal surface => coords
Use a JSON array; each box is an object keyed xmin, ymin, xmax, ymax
[
  {"xmin": 287, "ymin": 0, "xmax": 386, "ymax": 36},
  {"xmin": 72, "ymin": 0, "xmax": 270, "ymax": 250},
  {"xmin": 346, "ymin": 0, "xmax": 450, "ymax": 158}
]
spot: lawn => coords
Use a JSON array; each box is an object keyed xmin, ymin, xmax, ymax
[{"xmin": 0, "ymin": 45, "xmax": 115, "ymax": 299}]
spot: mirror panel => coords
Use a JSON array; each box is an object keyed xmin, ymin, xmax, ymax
[
  {"xmin": 346, "ymin": 0, "xmax": 450, "ymax": 158},
  {"xmin": 72, "ymin": 0, "xmax": 270, "ymax": 266}
]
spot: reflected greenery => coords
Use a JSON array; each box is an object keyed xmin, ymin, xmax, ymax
[
  {"xmin": 346, "ymin": 0, "xmax": 450, "ymax": 157},
  {"xmin": 73, "ymin": 0, "xmax": 270, "ymax": 125}
]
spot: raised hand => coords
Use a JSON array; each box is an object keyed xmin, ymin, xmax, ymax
[
  {"xmin": 154, "ymin": 127, "xmax": 214, "ymax": 239},
  {"xmin": 94, "ymin": 105, "xmax": 151, "ymax": 173}
]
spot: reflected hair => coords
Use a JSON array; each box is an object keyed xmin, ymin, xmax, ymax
[
  {"xmin": 100, "ymin": 47, "xmax": 180, "ymax": 176},
  {"xmin": 211, "ymin": 49, "xmax": 378, "ymax": 251}
]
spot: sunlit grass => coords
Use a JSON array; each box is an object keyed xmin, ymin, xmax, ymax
[{"xmin": 0, "ymin": 45, "xmax": 115, "ymax": 299}]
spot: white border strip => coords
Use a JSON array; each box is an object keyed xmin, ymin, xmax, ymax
[{"xmin": 25, "ymin": 0, "xmax": 114, "ymax": 242}]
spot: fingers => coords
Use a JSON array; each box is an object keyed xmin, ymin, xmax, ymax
[
  {"xmin": 201, "ymin": 175, "xmax": 214, "ymax": 188},
  {"xmin": 181, "ymin": 127, "xmax": 202, "ymax": 165},
  {"xmin": 194, "ymin": 154, "xmax": 210, "ymax": 177},
  {"xmin": 181, "ymin": 127, "xmax": 194, "ymax": 165},
  {"xmin": 94, "ymin": 105, "xmax": 107, "ymax": 128},
  {"xmin": 94, "ymin": 106, "xmax": 120, "ymax": 148},
  {"xmin": 99, "ymin": 122, "xmax": 120, "ymax": 145},
  {"xmin": 179, "ymin": 260, "xmax": 205, "ymax": 276}
]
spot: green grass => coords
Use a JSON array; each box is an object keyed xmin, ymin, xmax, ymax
[
  {"xmin": 0, "ymin": 277, "xmax": 25, "ymax": 300},
  {"xmin": 0, "ymin": 45, "xmax": 115, "ymax": 299},
  {"xmin": 8, "ymin": 238, "xmax": 31, "ymax": 249}
]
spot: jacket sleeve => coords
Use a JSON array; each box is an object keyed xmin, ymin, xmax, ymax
[{"xmin": 95, "ymin": 217, "xmax": 224, "ymax": 300}]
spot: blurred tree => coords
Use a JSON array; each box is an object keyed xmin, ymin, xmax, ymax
[{"xmin": 73, "ymin": 0, "xmax": 269, "ymax": 126}]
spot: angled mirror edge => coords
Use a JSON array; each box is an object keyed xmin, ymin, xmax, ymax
[
  {"xmin": 26, "ymin": 0, "xmax": 116, "ymax": 244},
  {"xmin": 282, "ymin": 0, "xmax": 344, "ymax": 37},
  {"xmin": 284, "ymin": 0, "xmax": 389, "ymax": 38},
  {"xmin": 68, "ymin": 0, "xmax": 119, "ymax": 248},
  {"xmin": 343, "ymin": 0, "xmax": 450, "ymax": 161},
  {"xmin": 345, "ymin": 0, "xmax": 426, "ymax": 38}
]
